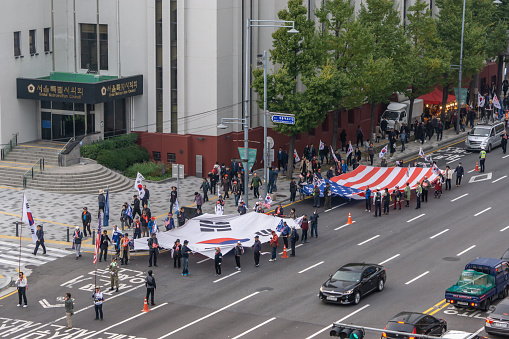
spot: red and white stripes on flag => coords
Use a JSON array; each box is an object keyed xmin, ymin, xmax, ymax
[{"xmin": 330, "ymin": 165, "xmax": 441, "ymax": 200}]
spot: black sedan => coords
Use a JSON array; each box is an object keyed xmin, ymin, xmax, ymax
[
  {"xmin": 319, "ymin": 263, "xmax": 386, "ymax": 305},
  {"xmin": 485, "ymin": 298, "xmax": 509, "ymax": 336},
  {"xmin": 382, "ymin": 312, "xmax": 447, "ymax": 338}
]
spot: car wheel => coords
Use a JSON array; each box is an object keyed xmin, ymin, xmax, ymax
[
  {"xmin": 488, "ymin": 144, "xmax": 492, "ymax": 153},
  {"xmin": 353, "ymin": 291, "xmax": 361, "ymax": 305},
  {"xmin": 483, "ymin": 298, "xmax": 491, "ymax": 311},
  {"xmin": 441, "ymin": 326, "xmax": 446, "ymax": 335},
  {"xmin": 377, "ymin": 279, "xmax": 385, "ymax": 292}
]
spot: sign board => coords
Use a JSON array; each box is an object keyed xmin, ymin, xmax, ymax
[
  {"xmin": 172, "ymin": 164, "xmax": 184, "ymax": 179},
  {"xmin": 271, "ymin": 115, "xmax": 295, "ymax": 125},
  {"xmin": 238, "ymin": 148, "xmax": 257, "ymax": 170},
  {"xmin": 454, "ymin": 87, "xmax": 468, "ymax": 106},
  {"xmin": 269, "ymin": 149, "xmax": 275, "ymax": 163},
  {"xmin": 196, "ymin": 155, "xmax": 203, "ymax": 178}
]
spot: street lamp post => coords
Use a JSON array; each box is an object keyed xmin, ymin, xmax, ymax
[
  {"xmin": 456, "ymin": 0, "xmax": 466, "ymax": 135},
  {"xmin": 244, "ymin": 19, "xmax": 298, "ymax": 202}
]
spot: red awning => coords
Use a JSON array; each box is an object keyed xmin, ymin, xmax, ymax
[{"xmin": 418, "ymin": 88, "xmax": 456, "ymax": 105}]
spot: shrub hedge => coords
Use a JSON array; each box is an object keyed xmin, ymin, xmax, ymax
[
  {"xmin": 80, "ymin": 133, "xmax": 139, "ymax": 160},
  {"xmin": 125, "ymin": 161, "xmax": 173, "ymax": 181},
  {"xmin": 95, "ymin": 145, "xmax": 150, "ymax": 172}
]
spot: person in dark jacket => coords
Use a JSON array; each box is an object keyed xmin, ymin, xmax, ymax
[
  {"xmin": 98, "ymin": 190, "xmax": 105, "ymax": 218},
  {"xmin": 326, "ymin": 166, "xmax": 334, "ymax": 180},
  {"xmin": 33, "ymin": 225, "xmax": 46, "ymax": 255},
  {"xmin": 234, "ymin": 241, "xmax": 243, "ymax": 270},
  {"xmin": 99, "ymin": 230, "xmax": 111, "ymax": 262},
  {"xmin": 181, "ymin": 240, "xmax": 191, "ymax": 276},
  {"xmin": 148, "ymin": 233, "xmax": 159, "ymax": 267},
  {"xmin": 289, "ymin": 178, "xmax": 297, "ymax": 202},
  {"xmin": 142, "ymin": 185, "xmax": 150, "ymax": 207},
  {"xmin": 290, "ymin": 226, "xmax": 298, "ymax": 256},
  {"xmin": 200, "ymin": 178, "xmax": 210, "ymax": 202},
  {"xmin": 383, "ymin": 188, "xmax": 390, "ymax": 215},
  {"xmin": 193, "ymin": 192, "xmax": 203, "ymax": 211},
  {"xmin": 132, "ymin": 195, "xmax": 142, "ymax": 219},
  {"xmin": 172, "ymin": 239, "xmax": 182, "ymax": 268},
  {"xmin": 300, "ymin": 215, "xmax": 309, "ymax": 243},
  {"xmin": 454, "ymin": 162, "xmax": 465, "ymax": 186},
  {"xmin": 177, "ymin": 207, "xmax": 186, "ymax": 227},
  {"xmin": 73, "ymin": 226, "xmax": 83, "ymax": 259},
  {"xmin": 310, "ymin": 210, "xmax": 319, "ymax": 238},
  {"xmin": 81, "ymin": 207, "xmax": 92, "ymax": 237},
  {"xmin": 214, "ymin": 247, "xmax": 222, "ymax": 276},
  {"xmin": 142, "ymin": 203, "xmax": 151, "ymax": 220},
  {"xmin": 502, "ymin": 131, "xmax": 508, "ymax": 154},
  {"xmin": 252, "ymin": 235, "xmax": 261, "ymax": 267},
  {"xmin": 274, "ymin": 204, "xmax": 284, "ymax": 217},
  {"xmin": 280, "ymin": 222, "xmax": 290, "ymax": 249},
  {"xmin": 145, "ymin": 270, "xmax": 156, "ymax": 306},
  {"xmin": 169, "ymin": 187, "xmax": 178, "ymax": 213},
  {"xmin": 268, "ymin": 167, "xmax": 277, "ymax": 194}
]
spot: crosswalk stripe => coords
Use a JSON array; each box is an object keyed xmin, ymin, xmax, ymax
[
  {"xmin": 0, "ymin": 248, "xmax": 57, "ymax": 261},
  {"xmin": 0, "ymin": 257, "xmax": 22, "ymax": 267},
  {"xmin": 1, "ymin": 253, "xmax": 49, "ymax": 265},
  {"xmin": 25, "ymin": 245, "xmax": 70, "ymax": 255},
  {"xmin": 0, "ymin": 241, "xmax": 67, "ymax": 258}
]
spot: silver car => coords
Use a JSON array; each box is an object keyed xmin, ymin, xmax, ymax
[{"xmin": 465, "ymin": 122, "xmax": 506, "ymax": 152}]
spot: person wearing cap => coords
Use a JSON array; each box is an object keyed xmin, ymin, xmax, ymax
[
  {"xmin": 193, "ymin": 191, "xmax": 204, "ymax": 211},
  {"xmin": 454, "ymin": 162, "xmax": 464, "ymax": 186},
  {"xmin": 73, "ymin": 226, "xmax": 83, "ymax": 259},
  {"xmin": 165, "ymin": 212, "xmax": 175, "ymax": 231},
  {"xmin": 132, "ymin": 195, "xmax": 142, "ymax": 219},
  {"xmin": 109, "ymin": 257, "xmax": 119, "ymax": 292},
  {"xmin": 237, "ymin": 201, "xmax": 247, "ymax": 215},
  {"xmin": 99, "ymin": 230, "xmax": 111, "ymax": 262},
  {"xmin": 148, "ymin": 233, "xmax": 159, "ymax": 267},
  {"xmin": 149, "ymin": 216, "xmax": 159, "ymax": 235},
  {"xmin": 92, "ymin": 286, "xmax": 104, "ymax": 320},
  {"xmin": 181, "ymin": 240, "xmax": 192, "ymax": 276},
  {"xmin": 289, "ymin": 226, "xmax": 298, "ymax": 256},
  {"xmin": 421, "ymin": 176, "xmax": 430, "ymax": 203},
  {"xmin": 221, "ymin": 174, "xmax": 230, "ymax": 199},
  {"xmin": 119, "ymin": 233, "xmax": 130, "ymax": 265},
  {"xmin": 133, "ymin": 216, "xmax": 141, "ymax": 239},
  {"xmin": 214, "ymin": 247, "xmax": 223, "ymax": 276},
  {"xmin": 373, "ymin": 188, "xmax": 382, "ymax": 217},
  {"xmin": 33, "ymin": 225, "xmax": 46, "ymax": 256},
  {"xmin": 81, "ymin": 207, "xmax": 92, "ymax": 237},
  {"xmin": 415, "ymin": 182, "xmax": 422, "ymax": 209},
  {"xmin": 214, "ymin": 201, "xmax": 224, "ymax": 216},
  {"xmin": 173, "ymin": 239, "xmax": 182, "ymax": 269},
  {"xmin": 269, "ymin": 231, "xmax": 279, "ymax": 262},
  {"xmin": 234, "ymin": 241, "xmax": 243, "ymax": 270},
  {"xmin": 252, "ymin": 236, "xmax": 262, "ymax": 267},
  {"xmin": 98, "ymin": 190, "xmax": 105, "ymax": 218},
  {"xmin": 232, "ymin": 180, "xmax": 241, "ymax": 206}
]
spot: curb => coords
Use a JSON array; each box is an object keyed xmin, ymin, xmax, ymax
[{"xmin": 0, "ymin": 274, "xmax": 12, "ymax": 293}]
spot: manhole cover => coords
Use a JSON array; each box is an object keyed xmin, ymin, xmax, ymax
[
  {"xmin": 256, "ymin": 287, "xmax": 274, "ymax": 292},
  {"xmin": 443, "ymin": 257, "xmax": 460, "ymax": 261},
  {"xmin": 25, "ymin": 265, "xmax": 37, "ymax": 269}
]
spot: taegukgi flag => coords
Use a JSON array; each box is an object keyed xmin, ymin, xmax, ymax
[
  {"xmin": 478, "ymin": 93, "xmax": 485, "ymax": 108},
  {"xmin": 294, "ymin": 149, "xmax": 300, "ymax": 163},
  {"xmin": 22, "ymin": 194, "xmax": 37, "ymax": 243},
  {"xmin": 135, "ymin": 172, "xmax": 145, "ymax": 199},
  {"xmin": 378, "ymin": 145, "xmax": 388, "ymax": 158}
]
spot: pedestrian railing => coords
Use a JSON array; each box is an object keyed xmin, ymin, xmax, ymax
[
  {"xmin": 22, "ymin": 157, "xmax": 45, "ymax": 188},
  {"xmin": 0, "ymin": 132, "xmax": 18, "ymax": 160},
  {"xmin": 57, "ymin": 137, "xmax": 75, "ymax": 166}
]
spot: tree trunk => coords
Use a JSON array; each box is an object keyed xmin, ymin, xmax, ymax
[
  {"xmin": 286, "ymin": 133, "xmax": 296, "ymax": 180},
  {"xmin": 408, "ymin": 96, "xmax": 415, "ymax": 130},
  {"xmin": 369, "ymin": 102, "xmax": 376, "ymax": 143},
  {"xmin": 498, "ymin": 55, "xmax": 504, "ymax": 98},
  {"xmin": 331, "ymin": 107, "xmax": 339, "ymax": 150},
  {"xmin": 441, "ymin": 84, "xmax": 449, "ymax": 124}
]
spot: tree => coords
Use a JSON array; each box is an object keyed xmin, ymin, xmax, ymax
[{"xmin": 252, "ymin": 0, "xmax": 323, "ymax": 180}]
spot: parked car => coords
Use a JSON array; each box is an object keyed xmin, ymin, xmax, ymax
[
  {"xmin": 465, "ymin": 121, "xmax": 505, "ymax": 152},
  {"xmin": 318, "ymin": 263, "xmax": 386, "ymax": 305},
  {"xmin": 485, "ymin": 298, "xmax": 509, "ymax": 336},
  {"xmin": 382, "ymin": 312, "xmax": 447, "ymax": 338},
  {"xmin": 440, "ymin": 330, "xmax": 486, "ymax": 339}
]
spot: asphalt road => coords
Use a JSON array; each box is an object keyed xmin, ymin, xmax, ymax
[{"xmin": 1, "ymin": 140, "xmax": 509, "ymax": 339}]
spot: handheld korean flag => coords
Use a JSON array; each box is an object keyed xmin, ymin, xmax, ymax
[
  {"xmin": 264, "ymin": 193, "xmax": 273, "ymax": 209},
  {"xmin": 419, "ymin": 147, "xmax": 426, "ymax": 159},
  {"xmin": 346, "ymin": 143, "xmax": 354, "ymax": 157},
  {"xmin": 331, "ymin": 146, "xmax": 339, "ymax": 163},
  {"xmin": 478, "ymin": 93, "xmax": 485, "ymax": 108},
  {"xmin": 135, "ymin": 172, "xmax": 145, "ymax": 199},
  {"xmin": 276, "ymin": 219, "xmax": 285, "ymax": 232},
  {"xmin": 432, "ymin": 164, "xmax": 441, "ymax": 176},
  {"xmin": 378, "ymin": 145, "xmax": 388, "ymax": 158},
  {"xmin": 294, "ymin": 149, "xmax": 300, "ymax": 163},
  {"xmin": 319, "ymin": 140, "xmax": 325, "ymax": 151},
  {"xmin": 126, "ymin": 204, "xmax": 133, "ymax": 219},
  {"xmin": 493, "ymin": 94, "xmax": 502, "ymax": 110},
  {"xmin": 22, "ymin": 194, "xmax": 37, "ymax": 243},
  {"xmin": 406, "ymin": 165, "xmax": 411, "ymax": 178},
  {"xmin": 174, "ymin": 199, "xmax": 179, "ymax": 214}
]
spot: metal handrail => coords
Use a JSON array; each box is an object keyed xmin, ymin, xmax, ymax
[
  {"xmin": 57, "ymin": 137, "xmax": 75, "ymax": 166},
  {"xmin": 0, "ymin": 132, "xmax": 18, "ymax": 160},
  {"xmin": 22, "ymin": 157, "xmax": 45, "ymax": 188}
]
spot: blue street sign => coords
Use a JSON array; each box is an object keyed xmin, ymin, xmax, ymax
[{"xmin": 271, "ymin": 115, "xmax": 295, "ymax": 125}]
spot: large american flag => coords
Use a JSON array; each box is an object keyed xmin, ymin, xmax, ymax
[{"xmin": 301, "ymin": 165, "xmax": 441, "ymax": 199}]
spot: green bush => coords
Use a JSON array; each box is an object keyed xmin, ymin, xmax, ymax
[
  {"xmin": 81, "ymin": 133, "xmax": 138, "ymax": 159},
  {"xmin": 96, "ymin": 145, "xmax": 149, "ymax": 172},
  {"xmin": 125, "ymin": 161, "xmax": 172, "ymax": 181}
]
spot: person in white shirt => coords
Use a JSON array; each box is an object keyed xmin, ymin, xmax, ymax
[
  {"xmin": 92, "ymin": 286, "xmax": 104, "ymax": 320},
  {"xmin": 16, "ymin": 272, "xmax": 28, "ymax": 307},
  {"xmin": 214, "ymin": 201, "xmax": 224, "ymax": 216}
]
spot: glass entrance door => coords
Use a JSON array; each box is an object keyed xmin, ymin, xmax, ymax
[{"xmin": 52, "ymin": 114, "xmax": 74, "ymax": 141}]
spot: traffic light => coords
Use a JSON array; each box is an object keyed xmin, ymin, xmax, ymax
[{"xmin": 330, "ymin": 326, "xmax": 364, "ymax": 338}]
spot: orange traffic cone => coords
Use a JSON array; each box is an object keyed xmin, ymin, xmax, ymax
[
  {"xmin": 346, "ymin": 212, "xmax": 353, "ymax": 225},
  {"xmin": 281, "ymin": 245, "xmax": 288, "ymax": 258},
  {"xmin": 141, "ymin": 297, "xmax": 150, "ymax": 312},
  {"xmin": 474, "ymin": 162, "xmax": 479, "ymax": 172}
]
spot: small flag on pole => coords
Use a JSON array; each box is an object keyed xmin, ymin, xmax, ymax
[
  {"xmin": 378, "ymin": 145, "xmax": 388, "ymax": 158},
  {"xmin": 103, "ymin": 187, "xmax": 110, "ymax": 227},
  {"xmin": 331, "ymin": 146, "xmax": 339, "ymax": 163},
  {"xmin": 319, "ymin": 140, "xmax": 325, "ymax": 151},
  {"xmin": 406, "ymin": 165, "xmax": 411, "ymax": 178},
  {"xmin": 174, "ymin": 199, "xmax": 179, "ymax": 214},
  {"xmin": 419, "ymin": 147, "xmax": 425, "ymax": 159},
  {"xmin": 478, "ymin": 93, "xmax": 485, "ymax": 108},
  {"xmin": 346, "ymin": 143, "xmax": 354, "ymax": 157},
  {"xmin": 294, "ymin": 149, "xmax": 300, "ymax": 163},
  {"xmin": 493, "ymin": 94, "xmax": 502, "ymax": 110},
  {"xmin": 22, "ymin": 194, "xmax": 37, "ymax": 243}
]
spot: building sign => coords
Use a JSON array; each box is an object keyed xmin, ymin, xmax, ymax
[{"xmin": 17, "ymin": 74, "xmax": 143, "ymax": 104}]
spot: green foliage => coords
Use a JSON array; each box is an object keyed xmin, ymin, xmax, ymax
[
  {"xmin": 80, "ymin": 133, "xmax": 138, "ymax": 160},
  {"xmin": 96, "ymin": 145, "xmax": 149, "ymax": 172},
  {"xmin": 125, "ymin": 161, "xmax": 172, "ymax": 181}
]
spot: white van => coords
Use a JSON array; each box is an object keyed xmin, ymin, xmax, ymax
[{"xmin": 465, "ymin": 122, "xmax": 505, "ymax": 152}]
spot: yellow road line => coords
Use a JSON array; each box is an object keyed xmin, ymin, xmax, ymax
[
  {"xmin": 0, "ymin": 290, "xmax": 17, "ymax": 300},
  {"xmin": 18, "ymin": 145, "xmax": 61, "ymax": 150},
  {"xmin": 423, "ymin": 299, "xmax": 447, "ymax": 314},
  {"xmin": 0, "ymin": 186, "xmax": 21, "ymax": 190},
  {"xmin": 0, "ymin": 164, "xmax": 36, "ymax": 170},
  {"xmin": 405, "ymin": 139, "xmax": 466, "ymax": 164},
  {"xmin": 429, "ymin": 302, "xmax": 449, "ymax": 316},
  {"xmin": 0, "ymin": 274, "xmax": 3, "ymax": 279},
  {"xmin": 0, "ymin": 234, "xmax": 95, "ymax": 248}
]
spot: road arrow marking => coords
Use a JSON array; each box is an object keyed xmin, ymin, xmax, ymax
[{"xmin": 39, "ymin": 299, "xmax": 63, "ymax": 308}]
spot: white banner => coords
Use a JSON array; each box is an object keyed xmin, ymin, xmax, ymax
[
  {"xmin": 134, "ymin": 172, "xmax": 145, "ymax": 199},
  {"xmin": 22, "ymin": 194, "xmax": 37, "ymax": 243},
  {"xmin": 133, "ymin": 213, "xmax": 301, "ymax": 258}
]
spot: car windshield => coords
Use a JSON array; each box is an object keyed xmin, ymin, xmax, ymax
[
  {"xmin": 331, "ymin": 269, "xmax": 361, "ymax": 282},
  {"xmin": 470, "ymin": 127, "xmax": 490, "ymax": 137},
  {"xmin": 494, "ymin": 303, "xmax": 509, "ymax": 315},
  {"xmin": 383, "ymin": 111, "xmax": 400, "ymax": 120}
]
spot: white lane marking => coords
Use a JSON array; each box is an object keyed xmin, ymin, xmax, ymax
[
  {"xmin": 231, "ymin": 317, "xmax": 277, "ymax": 339},
  {"xmin": 430, "ymin": 229, "xmax": 449, "ymax": 239},
  {"xmin": 324, "ymin": 202, "xmax": 347, "ymax": 212},
  {"xmin": 407, "ymin": 214, "xmax": 425, "ymax": 223},
  {"xmin": 158, "ymin": 292, "xmax": 260, "ymax": 338},
  {"xmin": 358, "ymin": 235, "xmax": 380, "ymax": 246},
  {"xmin": 492, "ymin": 175, "xmax": 507, "ymax": 183},
  {"xmin": 474, "ymin": 207, "xmax": 491, "ymax": 216},
  {"xmin": 213, "ymin": 271, "xmax": 241, "ymax": 283},
  {"xmin": 500, "ymin": 226, "xmax": 509, "ymax": 232},
  {"xmin": 335, "ymin": 221, "xmax": 356, "ymax": 230},
  {"xmin": 405, "ymin": 271, "xmax": 430, "ymax": 285},
  {"xmin": 451, "ymin": 193, "xmax": 469, "ymax": 202},
  {"xmin": 197, "ymin": 258, "xmax": 210, "ymax": 264},
  {"xmin": 457, "ymin": 245, "xmax": 476, "ymax": 256},
  {"xmin": 503, "ymin": 154, "xmax": 509, "ymax": 159},
  {"xmin": 468, "ymin": 169, "xmax": 476, "ymax": 173},
  {"xmin": 82, "ymin": 303, "xmax": 168, "ymax": 339},
  {"xmin": 279, "ymin": 243, "xmax": 303, "ymax": 255},
  {"xmin": 379, "ymin": 254, "xmax": 400, "ymax": 265},
  {"xmin": 298, "ymin": 261, "xmax": 324, "ymax": 274},
  {"xmin": 472, "ymin": 326, "xmax": 486, "ymax": 336},
  {"xmin": 446, "ymin": 159, "xmax": 459, "ymax": 164},
  {"xmin": 305, "ymin": 304, "xmax": 370, "ymax": 339}
]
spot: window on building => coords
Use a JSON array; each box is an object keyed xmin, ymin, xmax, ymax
[
  {"xmin": 167, "ymin": 153, "xmax": 176, "ymax": 163},
  {"xmin": 80, "ymin": 24, "xmax": 108, "ymax": 71},
  {"xmin": 348, "ymin": 109, "xmax": 355, "ymax": 124},
  {"xmin": 14, "ymin": 31, "xmax": 21, "ymax": 56},
  {"xmin": 44, "ymin": 28, "xmax": 51, "ymax": 52},
  {"xmin": 29, "ymin": 29, "xmax": 36, "ymax": 54},
  {"xmin": 170, "ymin": 0, "xmax": 178, "ymax": 133},
  {"xmin": 153, "ymin": 151, "xmax": 161, "ymax": 162}
]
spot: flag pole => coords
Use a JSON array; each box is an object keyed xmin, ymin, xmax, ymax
[{"xmin": 19, "ymin": 194, "xmax": 24, "ymax": 272}]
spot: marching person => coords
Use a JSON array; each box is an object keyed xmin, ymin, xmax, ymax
[
  {"xmin": 165, "ymin": 213, "xmax": 175, "ymax": 231},
  {"xmin": 479, "ymin": 147, "xmax": 487, "ymax": 172},
  {"xmin": 133, "ymin": 216, "xmax": 141, "ymax": 239},
  {"xmin": 193, "ymin": 192, "xmax": 203, "ymax": 211},
  {"xmin": 444, "ymin": 166, "xmax": 453, "ymax": 191},
  {"xmin": 269, "ymin": 231, "xmax": 279, "ymax": 262},
  {"xmin": 415, "ymin": 182, "xmax": 422, "ymax": 209},
  {"xmin": 274, "ymin": 204, "xmax": 284, "ymax": 217},
  {"xmin": 81, "ymin": 207, "xmax": 91, "ymax": 237},
  {"xmin": 145, "ymin": 270, "xmax": 156, "ymax": 306},
  {"xmin": 177, "ymin": 207, "xmax": 187, "ymax": 226},
  {"xmin": 373, "ymin": 188, "xmax": 382, "ymax": 217},
  {"xmin": 148, "ymin": 233, "xmax": 159, "ymax": 267},
  {"xmin": 92, "ymin": 286, "xmax": 104, "ymax": 320},
  {"xmin": 73, "ymin": 226, "xmax": 83, "ymax": 260},
  {"xmin": 112, "ymin": 225, "xmax": 122, "ymax": 256},
  {"xmin": 99, "ymin": 230, "xmax": 111, "ymax": 262},
  {"xmin": 324, "ymin": 182, "xmax": 332, "ymax": 210},
  {"xmin": 502, "ymin": 131, "xmax": 508, "ymax": 154},
  {"xmin": 421, "ymin": 176, "xmax": 430, "ymax": 202},
  {"xmin": 250, "ymin": 173, "xmax": 262, "ymax": 199},
  {"xmin": 169, "ymin": 187, "xmax": 178, "ymax": 213},
  {"xmin": 214, "ymin": 201, "xmax": 224, "ymax": 216},
  {"xmin": 300, "ymin": 215, "xmax": 309, "ymax": 243},
  {"xmin": 364, "ymin": 186, "xmax": 371, "ymax": 212},
  {"xmin": 252, "ymin": 235, "xmax": 261, "ymax": 267},
  {"xmin": 404, "ymin": 182, "xmax": 411, "ymax": 207},
  {"xmin": 173, "ymin": 239, "xmax": 182, "ymax": 269},
  {"xmin": 313, "ymin": 184, "xmax": 320, "ymax": 208},
  {"xmin": 383, "ymin": 188, "xmax": 390, "ymax": 215},
  {"xmin": 290, "ymin": 226, "xmax": 298, "ymax": 257},
  {"xmin": 310, "ymin": 210, "xmax": 319, "ymax": 238},
  {"xmin": 119, "ymin": 233, "xmax": 130, "ymax": 265},
  {"xmin": 454, "ymin": 162, "xmax": 464, "ymax": 187},
  {"xmin": 393, "ymin": 186, "xmax": 402, "ymax": 210},
  {"xmin": 132, "ymin": 195, "xmax": 142, "ymax": 219},
  {"xmin": 280, "ymin": 222, "xmax": 290, "ymax": 249},
  {"xmin": 181, "ymin": 240, "xmax": 191, "ymax": 276},
  {"xmin": 214, "ymin": 247, "xmax": 223, "ymax": 276},
  {"xmin": 33, "ymin": 225, "xmax": 46, "ymax": 255},
  {"xmin": 289, "ymin": 178, "xmax": 297, "ymax": 202},
  {"xmin": 64, "ymin": 292, "xmax": 73, "ymax": 329},
  {"xmin": 200, "ymin": 178, "xmax": 210, "ymax": 202},
  {"xmin": 141, "ymin": 211, "xmax": 150, "ymax": 237},
  {"xmin": 234, "ymin": 241, "xmax": 243, "ymax": 271},
  {"xmin": 16, "ymin": 271, "xmax": 27, "ymax": 307},
  {"xmin": 142, "ymin": 184, "xmax": 150, "ymax": 207},
  {"xmin": 109, "ymin": 257, "xmax": 119, "ymax": 292}
]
